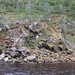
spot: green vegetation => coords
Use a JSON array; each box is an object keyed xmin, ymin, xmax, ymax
[
  {"xmin": 66, "ymin": 34, "xmax": 75, "ymax": 43},
  {"xmin": 0, "ymin": 31, "xmax": 9, "ymax": 36},
  {"xmin": 0, "ymin": 0, "xmax": 75, "ymax": 16},
  {"xmin": 0, "ymin": 44, "xmax": 6, "ymax": 50}
]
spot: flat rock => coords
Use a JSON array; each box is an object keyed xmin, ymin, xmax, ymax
[
  {"xmin": 18, "ymin": 47, "xmax": 26, "ymax": 52},
  {"xmin": 10, "ymin": 47, "xmax": 17, "ymax": 51},
  {"xmin": 26, "ymin": 55, "xmax": 36, "ymax": 62},
  {"xmin": 70, "ymin": 57, "xmax": 75, "ymax": 61},
  {"xmin": 0, "ymin": 53, "xmax": 5, "ymax": 60}
]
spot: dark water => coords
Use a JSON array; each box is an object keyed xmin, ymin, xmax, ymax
[{"xmin": 0, "ymin": 62, "xmax": 75, "ymax": 75}]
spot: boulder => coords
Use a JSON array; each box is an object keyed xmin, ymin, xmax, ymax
[
  {"xmin": 26, "ymin": 55, "xmax": 36, "ymax": 62},
  {"xmin": 4, "ymin": 57, "xmax": 9, "ymax": 62},
  {"xmin": 41, "ymin": 40, "xmax": 58, "ymax": 52},
  {"xmin": 69, "ymin": 57, "xmax": 75, "ymax": 62},
  {"xmin": 0, "ymin": 53, "xmax": 5, "ymax": 60},
  {"xmin": 28, "ymin": 24, "xmax": 42, "ymax": 34},
  {"xmin": 10, "ymin": 51, "xmax": 21, "ymax": 58},
  {"xmin": 18, "ymin": 47, "xmax": 26, "ymax": 52},
  {"xmin": 10, "ymin": 47, "xmax": 17, "ymax": 51},
  {"xmin": 24, "ymin": 58, "xmax": 27, "ymax": 62},
  {"xmin": 58, "ymin": 43, "xmax": 64, "ymax": 51},
  {"xmin": 25, "ymin": 49, "xmax": 31, "ymax": 55}
]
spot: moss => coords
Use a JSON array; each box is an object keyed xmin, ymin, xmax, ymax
[{"xmin": 66, "ymin": 34, "xmax": 75, "ymax": 43}]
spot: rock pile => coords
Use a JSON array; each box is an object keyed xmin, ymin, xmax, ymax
[{"xmin": 0, "ymin": 19, "xmax": 75, "ymax": 63}]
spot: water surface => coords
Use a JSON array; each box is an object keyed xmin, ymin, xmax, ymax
[{"xmin": 0, "ymin": 62, "xmax": 75, "ymax": 75}]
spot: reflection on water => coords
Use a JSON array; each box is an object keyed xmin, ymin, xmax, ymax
[{"xmin": 0, "ymin": 62, "xmax": 75, "ymax": 75}]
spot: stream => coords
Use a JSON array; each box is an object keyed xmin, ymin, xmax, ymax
[{"xmin": 0, "ymin": 62, "xmax": 75, "ymax": 75}]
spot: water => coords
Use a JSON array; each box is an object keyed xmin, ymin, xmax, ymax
[{"xmin": 0, "ymin": 62, "xmax": 75, "ymax": 75}]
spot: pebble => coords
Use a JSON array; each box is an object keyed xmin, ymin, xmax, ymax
[
  {"xmin": 26, "ymin": 55, "xmax": 36, "ymax": 62},
  {"xmin": 24, "ymin": 58, "xmax": 27, "ymax": 62},
  {"xmin": 5, "ymin": 24, "xmax": 10, "ymax": 29},
  {"xmin": 10, "ymin": 47, "xmax": 17, "ymax": 51},
  {"xmin": 4, "ymin": 57, "xmax": 9, "ymax": 62},
  {"xmin": 34, "ymin": 22, "xmax": 38, "ymax": 25},
  {"xmin": 0, "ymin": 53, "xmax": 5, "ymax": 60},
  {"xmin": 18, "ymin": 47, "xmax": 26, "ymax": 52},
  {"xmin": 0, "ymin": 28, "xmax": 2, "ymax": 31}
]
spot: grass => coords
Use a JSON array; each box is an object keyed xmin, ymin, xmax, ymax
[
  {"xmin": 66, "ymin": 34, "xmax": 75, "ymax": 43},
  {"xmin": 0, "ymin": 44, "xmax": 6, "ymax": 50},
  {"xmin": 0, "ymin": 31, "xmax": 9, "ymax": 37}
]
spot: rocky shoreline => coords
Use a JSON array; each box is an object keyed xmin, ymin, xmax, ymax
[
  {"xmin": 0, "ymin": 16, "xmax": 75, "ymax": 63},
  {"xmin": 0, "ymin": 47, "xmax": 75, "ymax": 63}
]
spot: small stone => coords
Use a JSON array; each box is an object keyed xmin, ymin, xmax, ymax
[
  {"xmin": 23, "ymin": 32, "xmax": 29, "ymax": 37},
  {"xmin": 14, "ymin": 38, "xmax": 20, "ymax": 43},
  {"xmin": 36, "ymin": 35, "xmax": 39, "ymax": 39},
  {"xmin": 0, "ymin": 28, "xmax": 2, "ymax": 31},
  {"xmin": 4, "ymin": 57, "xmax": 9, "ymax": 62},
  {"xmin": 25, "ymin": 20, "xmax": 28, "ymax": 22},
  {"xmin": 43, "ymin": 42, "xmax": 54, "ymax": 51},
  {"xmin": 27, "ymin": 55, "xmax": 36, "ymax": 62},
  {"xmin": 24, "ymin": 58, "xmax": 27, "ymax": 62},
  {"xmin": 34, "ymin": 22, "xmax": 38, "ymax": 25},
  {"xmin": 10, "ymin": 47, "xmax": 17, "ymax": 51},
  {"xmin": 16, "ymin": 20, "xmax": 21, "ymax": 24},
  {"xmin": 47, "ymin": 43, "xmax": 54, "ymax": 49},
  {"xmin": 66, "ymin": 50, "xmax": 73, "ymax": 55},
  {"xmin": 0, "ymin": 53, "xmax": 5, "ymax": 60},
  {"xmin": 5, "ymin": 24, "xmax": 10, "ymax": 29},
  {"xmin": 49, "ymin": 19, "xmax": 51, "ymax": 21},
  {"xmin": 70, "ymin": 57, "xmax": 75, "ymax": 61},
  {"xmin": 10, "ymin": 51, "xmax": 21, "ymax": 58},
  {"xmin": 25, "ymin": 49, "xmax": 31, "ymax": 55},
  {"xmin": 58, "ymin": 44, "xmax": 64, "ymax": 49},
  {"xmin": 29, "ymin": 25, "xmax": 33, "ymax": 30},
  {"xmin": 18, "ymin": 47, "xmax": 26, "ymax": 52},
  {"xmin": 12, "ymin": 58, "xmax": 16, "ymax": 63}
]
